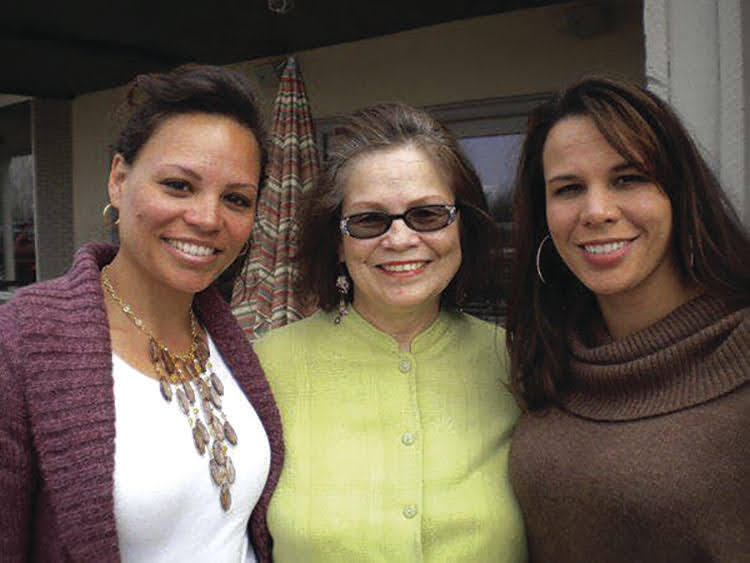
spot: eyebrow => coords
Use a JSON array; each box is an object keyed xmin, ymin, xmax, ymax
[
  {"xmin": 346, "ymin": 196, "xmax": 450, "ymax": 210},
  {"xmin": 166, "ymin": 164, "xmax": 201, "ymax": 180},
  {"xmin": 546, "ymin": 162, "xmax": 640, "ymax": 185}
]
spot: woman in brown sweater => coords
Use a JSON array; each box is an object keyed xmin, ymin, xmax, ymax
[{"xmin": 506, "ymin": 76, "xmax": 749, "ymax": 561}]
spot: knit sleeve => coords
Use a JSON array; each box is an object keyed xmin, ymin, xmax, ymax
[{"xmin": 0, "ymin": 310, "xmax": 34, "ymax": 562}]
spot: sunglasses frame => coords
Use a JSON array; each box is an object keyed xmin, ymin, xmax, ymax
[{"xmin": 340, "ymin": 203, "xmax": 458, "ymax": 239}]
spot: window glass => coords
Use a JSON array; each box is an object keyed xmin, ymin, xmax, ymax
[
  {"xmin": 458, "ymin": 133, "xmax": 523, "ymax": 223},
  {"xmin": 2, "ymin": 154, "xmax": 36, "ymax": 288}
]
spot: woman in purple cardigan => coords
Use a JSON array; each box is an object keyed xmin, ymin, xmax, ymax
[
  {"xmin": 0, "ymin": 66, "xmax": 283, "ymax": 562},
  {"xmin": 506, "ymin": 77, "xmax": 749, "ymax": 561}
]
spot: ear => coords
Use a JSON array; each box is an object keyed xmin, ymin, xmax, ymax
[
  {"xmin": 337, "ymin": 240, "xmax": 345, "ymax": 263},
  {"xmin": 108, "ymin": 153, "xmax": 130, "ymax": 208}
]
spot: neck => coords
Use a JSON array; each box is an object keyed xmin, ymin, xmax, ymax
[
  {"xmin": 353, "ymin": 299, "xmax": 440, "ymax": 353},
  {"xmin": 597, "ymin": 278, "xmax": 703, "ymax": 340},
  {"xmin": 103, "ymin": 253, "xmax": 196, "ymax": 348}
]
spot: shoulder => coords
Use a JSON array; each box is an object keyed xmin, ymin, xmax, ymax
[
  {"xmin": 2, "ymin": 242, "xmax": 114, "ymax": 308},
  {"xmin": 254, "ymin": 311, "xmax": 333, "ymax": 356},
  {"xmin": 253, "ymin": 312, "xmax": 342, "ymax": 385},
  {"xmin": 1, "ymin": 242, "xmax": 111, "ymax": 323},
  {"xmin": 450, "ymin": 312, "xmax": 506, "ymax": 347},
  {"xmin": 445, "ymin": 312, "xmax": 510, "ymax": 379}
]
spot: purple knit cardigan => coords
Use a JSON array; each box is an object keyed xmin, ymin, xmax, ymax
[{"xmin": 0, "ymin": 242, "xmax": 284, "ymax": 562}]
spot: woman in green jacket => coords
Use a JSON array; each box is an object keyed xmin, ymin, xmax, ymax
[{"xmin": 254, "ymin": 103, "xmax": 525, "ymax": 561}]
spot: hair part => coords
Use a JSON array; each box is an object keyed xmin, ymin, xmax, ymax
[
  {"xmin": 111, "ymin": 64, "xmax": 268, "ymax": 301},
  {"xmin": 507, "ymin": 75, "xmax": 750, "ymax": 410},
  {"xmin": 296, "ymin": 102, "xmax": 503, "ymax": 312}
]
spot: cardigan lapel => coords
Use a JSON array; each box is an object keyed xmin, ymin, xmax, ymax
[{"xmin": 20, "ymin": 243, "xmax": 120, "ymax": 561}]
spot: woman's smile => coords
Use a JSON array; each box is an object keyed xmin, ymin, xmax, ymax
[
  {"xmin": 162, "ymin": 237, "xmax": 221, "ymax": 262},
  {"xmin": 577, "ymin": 237, "xmax": 636, "ymax": 266},
  {"xmin": 376, "ymin": 260, "xmax": 430, "ymax": 275}
]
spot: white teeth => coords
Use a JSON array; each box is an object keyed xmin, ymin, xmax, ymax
[
  {"xmin": 166, "ymin": 239, "xmax": 215, "ymax": 257},
  {"xmin": 583, "ymin": 241, "xmax": 628, "ymax": 254},
  {"xmin": 380, "ymin": 261, "xmax": 426, "ymax": 272}
]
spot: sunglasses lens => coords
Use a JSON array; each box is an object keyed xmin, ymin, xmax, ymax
[
  {"xmin": 346, "ymin": 212, "xmax": 391, "ymax": 238},
  {"xmin": 404, "ymin": 205, "xmax": 452, "ymax": 231},
  {"xmin": 343, "ymin": 205, "xmax": 455, "ymax": 238}
]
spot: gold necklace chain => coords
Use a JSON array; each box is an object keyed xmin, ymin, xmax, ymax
[{"xmin": 100, "ymin": 264, "xmax": 200, "ymax": 362}]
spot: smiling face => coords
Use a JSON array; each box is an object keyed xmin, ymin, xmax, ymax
[
  {"xmin": 542, "ymin": 115, "xmax": 680, "ymax": 305},
  {"xmin": 108, "ymin": 112, "xmax": 261, "ymax": 297},
  {"xmin": 339, "ymin": 144, "xmax": 462, "ymax": 323}
]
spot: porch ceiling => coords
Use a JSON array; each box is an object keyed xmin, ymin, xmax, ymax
[{"xmin": 2, "ymin": 0, "xmax": 567, "ymax": 98}]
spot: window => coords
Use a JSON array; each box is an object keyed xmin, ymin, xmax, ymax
[
  {"xmin": 429, "ymin": 94, "xmax": 549, "ymax": 322},
  {"xmin": 0, "ymin": 99, "xmax": 34, "ymax": 301}
]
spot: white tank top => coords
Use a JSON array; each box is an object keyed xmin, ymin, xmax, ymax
[{"xmin": 112, "ymin": 333, "xmax": 270, "ymax": 562}]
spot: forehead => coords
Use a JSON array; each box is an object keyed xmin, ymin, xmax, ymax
[
  {"xmin": 543, "ymin": 116, "xmax": 620, "ymax": 161},
  {"xmin": 542, "ymin": 114, "xmax": 652, "ymax": 178},
  {"xmin": 341, "ymin": 144, "xmax": 453, "ymax": 207},
  {"xmin": 136, "ymin": 112, "xmax": 258, "ymax": 163}
]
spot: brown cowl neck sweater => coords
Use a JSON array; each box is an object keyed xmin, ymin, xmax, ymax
[
  {"xmin": 0, "ymin": 242, "xmax": 284, "ymax": 562},
  {"xmin": 510, "ymin": 294, "xmax": 749, "ymax": 562}
]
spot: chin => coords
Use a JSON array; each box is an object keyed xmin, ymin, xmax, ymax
[
  {"xmin": 164, "ymin": 272, "xmax": 218, "ymax": 295},
  {"xmin": 584, "ymin": 281, "xmax": 632, "ymax": 298}
]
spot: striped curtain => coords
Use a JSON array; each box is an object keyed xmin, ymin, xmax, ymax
[{"xmin": 232, "ymin": 56, "xmax": 319, "ymax": 341}]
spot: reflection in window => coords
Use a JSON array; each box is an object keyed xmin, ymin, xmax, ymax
[
  {"xmin": 458, "ymin": 134, "xmax": 524, "ymax": 223},
  {"xmin": 1, "ymin": 154, "xmax": 36, "ymax": 287},
  {"xmin": 458, "ymin": 134, "xmax": 524, "ymax": 322}
]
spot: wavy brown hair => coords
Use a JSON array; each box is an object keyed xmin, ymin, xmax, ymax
[
  {"xmin": 507, "ymin": 76, "xmax": 750, "ymax": 410},
  {"xmin": 296, "ymin": 102, "xmax": 503, "ymax": 312}
]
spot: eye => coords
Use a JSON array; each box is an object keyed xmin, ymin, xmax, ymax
[
  {"xmin": 614, "ymin": 174, "xmax": 649, "ymax": 186},
  {"xmin": 224, "ymin": 193, "xmax": 255, "ymax": 209},
  {"xmin": 161, "ymin": 179, "xmax": 191, "ymax": 193},
  {"xmin": 406, "ymin": 205, "xmax": 451, "ymax": 228},
  {"xmin": 348, "ymin": 211, "xmax": 389, "ymax": 228},
  {"xmin": 551, "ymin": 183, "xmax": 582, "ymax": 197}
]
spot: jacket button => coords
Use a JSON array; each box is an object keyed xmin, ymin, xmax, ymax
[{"xmin": 402, "ymin": 504, "xmax": 418, "ymax": 519}]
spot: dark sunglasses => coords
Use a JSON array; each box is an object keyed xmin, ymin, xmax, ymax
[{"xmin": 340, "ymin": 203, "xmax": 458, "ymax": 239}]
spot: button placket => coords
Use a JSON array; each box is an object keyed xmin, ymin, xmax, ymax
[{"xmin": 395, "ymin": 352, "xmax": 421, "ymax": 544}]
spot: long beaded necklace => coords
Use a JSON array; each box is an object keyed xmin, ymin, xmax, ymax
[{"xmin": 101, "ymin": 265, "xmax": 238, "ymax": 511}]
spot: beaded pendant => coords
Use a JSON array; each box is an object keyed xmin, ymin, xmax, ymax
[{"xmin": 152, "ymin": 336, "xmax": 239, "ymax": 511}]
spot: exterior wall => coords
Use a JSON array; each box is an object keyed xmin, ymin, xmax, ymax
[
  {"xmin": 289, "ymin": 1, "xmax": 644, "ymax": 118},
  {"xmin": 644, "ymin": 0, "xmax": 749, "ymax": 224},
  {"xmin": 32, "ymin": 99, "xmax": 74, "ymax": 280},
  {"xmin": 72, "ymin": 86, "xmax": 125, "ymax": 248},
  {"xmin": 744, "ymin": 0, "xmax": 750, "ymax": 225},
  {"xmin": 72, "ymin": 1, "xmax": 645, "ymax": 246}
]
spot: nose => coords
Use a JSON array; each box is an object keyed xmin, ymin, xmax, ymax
[
  {"xmin": 380, "ymin": 217, "xmax": 419, "ymax": 249},
  {"xmin": 184, "ymin": 195, "xmax": 221, "ymax": 232},
  {"xmin": 580, "ymin": 185, "xmax": 619, "ymax": 226}
]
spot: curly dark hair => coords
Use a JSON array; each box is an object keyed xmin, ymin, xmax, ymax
[
  {"xmin": 295, "ymin": 102, "xmax": 503, "ymax": 312},
  {"xmin": 111, "ymin": 64, "xmax": 268, "ymax": 301},
  {"xmin": 507, "ymin": 76, "xmax": 750, "ymax": 410}
]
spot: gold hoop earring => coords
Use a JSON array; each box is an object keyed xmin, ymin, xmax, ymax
[{"xmin": 102, "ymin": 203, "xmax": 119, "ymax": 226}]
